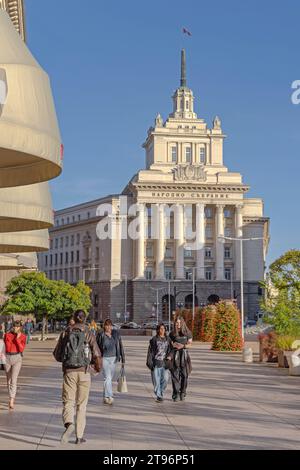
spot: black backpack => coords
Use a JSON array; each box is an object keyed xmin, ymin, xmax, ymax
[{"xmin": 62, "ymin": 328, "xmax": 91, "ymax": 369}]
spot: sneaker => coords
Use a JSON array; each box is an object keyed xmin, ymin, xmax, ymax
[
  {"xmin": 108, "ymin": 397, "xmax": 114, "ymax": 405},
  {"xmin": 172, "ymin": 396, "xmax": 180, "ymax": 402},
  {"xmin": 103, "ymin": 397, "xmax": 110, "ymax": 404},
  {"xmin": 61, "ymin": 423, "xmax": 75, "ymax": 443},
  {"xmin": 155, "ymin": 397, "xmax": 163, "ymax": 403},
  {"xmin": 76, "ymin": 438, "xmax": 87, "ymax": 444}
]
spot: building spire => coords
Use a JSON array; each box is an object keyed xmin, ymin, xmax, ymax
[{"xmin": 180, "ymin": 49, "xmax": 186, "ymax": 87}]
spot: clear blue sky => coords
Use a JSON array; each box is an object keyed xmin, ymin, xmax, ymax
[{"xmin": 26, "ymin": 0, "xmax": 300, "ymax": 265}]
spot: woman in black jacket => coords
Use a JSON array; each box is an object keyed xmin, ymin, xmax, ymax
[
  {"xmin": 169, "ymin": 316, "xmax": 192, "ymax": 402},
  {"xmin": 96, "ymin": 319, "xmax": 125, "ymax": 405},
  {"xmin": 146, "ymin": 323, "xmax": 172, "ymax": 403}
]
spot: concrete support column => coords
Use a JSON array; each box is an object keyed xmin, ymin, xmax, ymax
[
  {"xmin": 196, "ymin": 203, "xmax": 205, "ymax": 279},
  {"xmin": 136, "ymin": 203, "xmax": 145, "ymax": 279},
  {"xmin": 175, "ymin": 203, "xmax": 184, "ymax": 279},
  {"xmin": 235, "ymin": 204, "xmax": 243, "ymax": 281},
  {"xmin": 215, "ymin": 204, "xmax": 225, "ymax": 280},
  {"xmin": 155, "ymin": 203, "xmax": 165, "ymax": 280}
]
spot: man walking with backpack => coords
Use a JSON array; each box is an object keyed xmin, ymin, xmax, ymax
[{"xmin": 53, "ymin": 310, "xmax": 102, "ymax": 445}]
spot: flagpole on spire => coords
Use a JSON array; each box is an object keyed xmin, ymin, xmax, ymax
[{"xmin": 180, "ymin": 49, "xmax": 186, "ymax": 87}]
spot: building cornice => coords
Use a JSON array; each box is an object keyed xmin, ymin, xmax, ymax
[
  {"xmin": 131, "ymin": 182, "xmax": 249, "ymax": 193},
  {"xmin": 1, "ymin": 0, "xmax": 26, "ymax": 41}
]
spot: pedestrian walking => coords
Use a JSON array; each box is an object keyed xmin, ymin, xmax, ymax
[
  {"xmin": 89, "ymin": 320, "xmax": 98, "ymax": 336},
  {"xmin": 53, "ymin": 310, "xmax": 102, "ymax": 445},
  {"xmin": 146, "ymin": 323, "xmax": 172, "ymax": 403},
  {"xmin": 96, "ymin": 319, "xmax": 125, "ymax": 405},
  {"xmin": 24, "ymin": 318, "xmax": 33, "ymax": 344},
  {"xmin": 169, "ymin": 316, "xmax": 192, "ymax": 402},
  {"xmin": 4, "ymin": 320, "xmax": 26, "ymax": 409}
]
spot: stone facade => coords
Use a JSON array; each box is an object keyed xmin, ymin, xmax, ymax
[{"xmin": 38, "ymin": 50, "xmax": 269, "ymax": 322}]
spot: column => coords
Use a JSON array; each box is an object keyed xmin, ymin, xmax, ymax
[
  {"xmin": 215, "ymin": 204, "xmax": 225, "ymax": 280},
  {"xmin": 196, "ymin": 203, "xmax": 205, "ymax": 279},
  {"xmin": 155, "ymin": 203, "xmax": 165, "ymax": 280},
  {"xmin": 136, "ymin": 203, "xmax": 145, "ymax": 279},
  {"xmin": 235, "ymin": 204, "xmax": 243, "ymax": 281},
  {"xmin": 175, "ymin": 203, "xmax": 184, "ymax": 279}
]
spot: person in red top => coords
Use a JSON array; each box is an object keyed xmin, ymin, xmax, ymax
[{"xmin": 4, "ymin": 320, "xmax": 26, "ymax": 409}]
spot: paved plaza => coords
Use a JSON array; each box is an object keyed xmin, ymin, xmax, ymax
[{"xmin": 0, "ymin": 337, "xmax": 300, "ymax": 450}]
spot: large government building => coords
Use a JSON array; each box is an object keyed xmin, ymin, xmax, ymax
[{"xmin": 38, "ymin": 50, "xmax": 270, "ymax": 323}]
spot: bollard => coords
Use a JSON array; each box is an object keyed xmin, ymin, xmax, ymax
[{"xmin": 243, "ymin": 346, "xmax": 253, "ymax": 363}]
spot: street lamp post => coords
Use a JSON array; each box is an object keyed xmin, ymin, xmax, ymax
[
  {"xmin": 150, "ymin": 286, "xmax": 165, "ymax": 324},
  {"xmin": 218, "ymin": 236, "xmax": 265, "ymax": 339}
]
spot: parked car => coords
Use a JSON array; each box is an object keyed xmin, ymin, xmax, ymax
[
  {"xmin": 120, "ymin": 322, "xmax": 141, "ymax": 329},
  {"xmin": 143, "ymin": 321, "xmax": 158, "ymax": 330}
]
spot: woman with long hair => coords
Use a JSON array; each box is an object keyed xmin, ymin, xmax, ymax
[
  {"xmin": 146, "ymin": 322, "xmax": 172, "ymax": 402},
  {"xmin": 169, "ymin": 316, "xmax": 192, "ymax": 402},
  {"xmin": 4, "ymin": 320, "xmax": 26, "ymax": 409},
  {"xmin": 96, "ymin": 319, "xmax": 125, "ymax": 405}
]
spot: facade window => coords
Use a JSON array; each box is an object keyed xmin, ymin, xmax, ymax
[
  {"xmin": 76, "ymin": 233, "xmax": 80, "ymax": 245},
  {"xmin": 205, "ymin": 269, "xmax": 212, "ymax": 280},
  {"xmin": 165, "ymin": 268, "xmax": 173, "ymax": 280},
  {"xmin": 76, "ymin": 250, "xmax": 80, "ymax": 262},
  {"xmin": 96, "ymin": 247, "xmax": 99, "ymax": 260},
  {"xmin": 55, "ymin": 219, "xmax": 59, "ymax": 226},
  {"xmin": 72, "ymin": 216, "xmax": 75, "ymax": 222},
  {"xmin": 76, "ymin": 268, "xmax": 80, "ymax": 281},
  {"xmin": 60, "ymin": 237, "xmax": 63, "ymax": 248},
  {"xmin": 224, "ymin": 247, "xmax": 231, "ymax": 259},
  {"xmin": 224, "ymin": 209, "xmax": 231, "ymax": 218},
  {"xmin": 71, "ymin": 251, "xmax": 74, "ymax": 263},
  {"xmin": 185, "ymin": 147, "xmax": 192, "ymax": 163},
  {"xmin": 184, "ymin": 248, "xmax": 193, "ymax": 258},
  {"xmin": 205, "ymin": 247, "xmax": 212, "ymax": 258},
  {"xmin": 45, "ymin": 255, "xmax": 48, "ymax": 266},
  {"xmin": 145, "ymin": 267, "xmax": 153, "ymax": 280},
  {"xmin": 55, "ymin": 254, "xmax": 58, "ymax": 265},
  {"xmin": 225, "ymin": 227, "xmax": 232, "ymax": 237},
  {"xmin": 225, "ymin": 268, "xmax": 231, "ymax": 280},
  {"xmin": 185, "ymin": 268, "xmax": 192, "ymax": 280},
  {"xmin": 146, "ymin": 244, "xmax": 153, "ymax": 258},
  {"xmin": 171, "ymin": 146, "xmax": 177, "ymax": 163},
  {"xmin": 50, "ymin": 254, "xmax": 53, "ymax": 266},
  {"xmin": 70, "ymin": 269, "xmax": 74, "ymax": 283},
  {"xmin": 65, "ymin": 252, "xmax": 69, "ymax": 264},
  {"xmin": 62, "ymin": 219, "xmax": 64, "ymax": 225},
  {"xmin": 54, "ymin": 270, "xmax": 57, "ymax": 280},
  {"xmin": 205, "ymin": 226, "xmax": 212, "ymax": 238},
  {"xmin": 60, "ymin": 253, "xmax": 63, "ymax": 265},
  {"xmin": 78, "ymin": 214, "xmax": 81, "ymax": 221},
  {"xmin": 65, "ymin": 236, "xmax": 69, "ymax": 247},
  {"xmin": 205, "ymin": 207, "xmax": 212, "ymax": 218},
  {"xmin": 200, "ymin": 147, "xmax": 206, "ymax": 164},
  {"xmin": 165, "ymin": 245, "xmax": 173, "ymax": 258},
  {"xmin": 65, "ymin": 269, "xmax": 68, "ymax": 282},
  {"xmin": 50, "ymin": 240, "xmax": 53, "ymax": 249},
  {"xmin": 71, "ymin": 235, "xmax": 74, "ymax": 246},
  {"xmin": 87, "ymin": 212, "xmax": 90, "ymax": 219},
  {"xmin": 67, "ymin": 217, "xmax": 69, "ymax": 224},
  {"xmin": 49, "ymin": 271, "xmax": 53, "ymax": 280},
  {"xmin": 55, "ymin": 238, "xmax": 58, "ymax": 249}
]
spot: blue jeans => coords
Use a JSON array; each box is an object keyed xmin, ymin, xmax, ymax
[
  {"xmin": 102, "ymin": 357, "xmax": 117, "ymax": 398},
  {"xmin": 152, "ymin": 366, "xmax": 169, "ymax": 399}
]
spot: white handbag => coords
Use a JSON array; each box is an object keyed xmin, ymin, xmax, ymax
[{"xmin": 117, "ymin": 365, "xmax": 128, "ymax": 393}]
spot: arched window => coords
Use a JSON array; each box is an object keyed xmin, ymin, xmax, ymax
[{"xmin": 184, "ymin": 294, "xmax": 198, "ymax": 309}]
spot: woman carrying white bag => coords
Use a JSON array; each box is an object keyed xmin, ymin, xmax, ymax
[{"xmin": 96, "ymin": 319, "xmax": 126, "ymax": 404}]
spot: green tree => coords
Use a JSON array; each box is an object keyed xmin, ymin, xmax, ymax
[
  {"xmin": 1, "ymin": 272, "xmax": 92, "ymax": 339},
  {"xmin": 261, "ymin": 250, "xmax": 300, "ymax": 335}
]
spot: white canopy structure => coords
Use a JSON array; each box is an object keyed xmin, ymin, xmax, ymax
[
  {"xmin": 0, "ymin": 181, "xmax": 53, "ymax": 232},
  {"xmin": 0, "ymin": 9, "xmax": 62, "ymax": 188},
  {"xmin": 0, "ymin": 229, "xmax": 49, "ymax": 252}
]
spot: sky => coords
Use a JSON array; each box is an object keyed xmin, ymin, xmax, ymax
[{"xmin": 25, "ymin": 0, "xmax": 300, "ymax": 265}]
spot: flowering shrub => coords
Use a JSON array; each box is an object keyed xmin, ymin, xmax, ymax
[
  {"xmin": 201, "ymin": 305, "xmax": 217, "ymax": 342},
  {"xmin": 212, "ymin": 302, "xmax": 243, "ymax": 351}
]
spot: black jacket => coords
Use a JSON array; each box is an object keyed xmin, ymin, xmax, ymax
[
  {"xmin": 146, "ymin": 335, "xmax": 172, "ymax": 370},
  {"xmin": 96, "ymin": 329, "xmax": 125, "ymax": 363}
]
